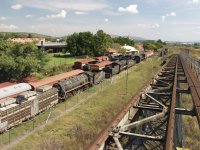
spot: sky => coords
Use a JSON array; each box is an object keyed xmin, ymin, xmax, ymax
[{"xmin": 0, "ymin": 0, "xmax": 200, "ymax": 42}]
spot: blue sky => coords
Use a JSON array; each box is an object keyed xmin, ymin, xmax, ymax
[{"xmin": 0, "ymin": 0, "xmax": 200, "ymax": 41}]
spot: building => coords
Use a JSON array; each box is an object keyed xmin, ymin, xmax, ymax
[
  {"xmin": 122, "ymin": 45, "xmax": 139, "ymax": 55},
  {"xmin": 8, "ymin": 38, "xmax": 45, "ymax": 44},
  {"xmin": 36, "ymin": 42, "xmax": 67, "ymax": 53}
]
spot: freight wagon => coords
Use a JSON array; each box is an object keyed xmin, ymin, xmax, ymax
[{"xmin": 0, "ymin": 85, "xmax": 58, "ymax": 132}]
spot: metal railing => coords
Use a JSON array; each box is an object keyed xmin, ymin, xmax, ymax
[{"xmin": 180, "ymin": 51, "xmax": 200, "ymax": 80}]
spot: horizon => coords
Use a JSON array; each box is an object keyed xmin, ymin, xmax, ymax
[{"xmin": 1, "ymin": 0, "xmax": 200, "ymax": 42}]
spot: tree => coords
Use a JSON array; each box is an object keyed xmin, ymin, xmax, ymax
[
  {"xmin": 143, "ymin": 40, "xmax": 165, "ymax": 51},
  {"xmin": 94, "ymin": 30, "xmax": 113, "ymax": 56},
  {"xmin": 118, "ymin": 47, "xmax": 126, "ymax": 55},
  {"xmin": 0, "ymin": 40, "xmax": 49, "ymax": 82},
  {"xmin": 112, "ymin": 36, "xmax": 135, "ymax": 46},
  {"xmin": 66, "ymin": 32, "xmax": 95, "ymax": 56},
  {"xmin": 110, "ymin": 43, "xmax": 121, "ymax": 51},
  {"xmin": 66, "ymin": 30, "xmax": 112, "ymax": 56},
  {"xmin": 27, "ymin": 33, "xmax": 33, "ymax": 38}
]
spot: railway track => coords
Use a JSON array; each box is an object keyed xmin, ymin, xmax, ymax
[{"xmin": 86, "ymin": 54, "xmax": 200, "ymax": 150}]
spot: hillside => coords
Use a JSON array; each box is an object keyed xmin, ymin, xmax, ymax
[
  {"xmin": 111, "ymin": 34, "xmax": 148, "ymax": 41},
  {"xmin": 0, "ymin": 32, "xmax": 52, "ymax": 39}
]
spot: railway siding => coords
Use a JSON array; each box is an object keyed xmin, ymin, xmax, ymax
[{"xmin": 7, "ymin": 57, "xmax": 162, "ymax": 150}]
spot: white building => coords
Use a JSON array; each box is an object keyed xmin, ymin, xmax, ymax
[{"xmin": 122, "ymin": 45, "xmax": 139, "ymax": 55}]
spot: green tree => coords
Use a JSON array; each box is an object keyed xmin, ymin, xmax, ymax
[
  {"xmin": 94, "ymin": 30, "xmax": 113, "ymax": 56},
  {"xmin": 143, "ymin": 40, "xmax": 165, "ymax": 51},
  {"xmin": 118, "ymin": 47, "xmax": 126, "ymax": 55},
  {"xmin": 0, "ymin": 40, "xmax": 49, "ymax": 82},
  {"xmin": 112, "ymin": 36, "xmax": 135, "ymax": 46},
  {"xmin": 66, "ymin": 32, "xmax": 95, "ymax": 56},
  {"xmin": 27, "ymin": 33, "xmax": 33, "ymax": 38}
]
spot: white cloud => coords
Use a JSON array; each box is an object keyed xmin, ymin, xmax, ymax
[
  {"xmin": 154, "ymin": 23, "xmax": 160, "ymax": 28},
  {"xmin": 25, "ymin": 15, "xmax": 33, "ymax": 18},
  {"xmin": 0, "ymin": 16, "xmax": 7, "ymax": 20},
  {"xmin": 137, "ymin": 23, "xmax": 160, "ymax": 29},
  {"xmin": 0, "ymin": 24, "xmax": 17, "ymax": 30},
  {"xmin": 104, "ymin": 11, "xmax": 121, "ymax": 16},
  {"xmin": 11, "ymin": 4, "xmax": 23, "ymax": 10},
  {"xmin": 75, "ymin": 11, "xmax": 87, "ymax": 15},
  {"xmin": 104, "ymin": 18, "xmax": 109, "ymax": 22},
  {"xmin": 18, "ymin": 0, "xmax": 109, "ymax": 11},
  {"xmin": 41, "ymin": 10, "xmax": 67, "ymax": 19},
  {"xmin": 166, "ymin": 12, "xmax": 176, "ymax": 17},
  {"xmin": 162, "ymin": 16, "xmax": 166, "ymax": 22},
  {"xmin": 189, "ymin": 0, "xmax": 199, "ymax": 4},
  {"xmin": 162, "ymin": 12, "xmax": 176, "ymax": 22},
  {"xmin": 118, "ymin": 5, "xmax": 139, "ymax": 14}
]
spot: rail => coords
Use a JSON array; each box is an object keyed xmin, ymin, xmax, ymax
[
  {"xmin": 86, "ymin": 53, "xmax": 200, "ymax": 150},
  {"xmin": 180, "ymin": 52, "xmax": 200, "ymax": 126},
  {"xmin": 86, "ymin": 55, "xmax": 179, "ymax": 150},
  {"xmin": 183, "ymin": 51, "xmax": 200, "ymax": 80}
]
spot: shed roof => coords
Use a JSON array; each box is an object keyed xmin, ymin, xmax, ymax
[
  {"xmin": 122, "ymin": 45, "xmax": 139, "ymax": 52},
  {"xmin": 30, "ymin": 69, "xmax": 84, "ymax": 88}
]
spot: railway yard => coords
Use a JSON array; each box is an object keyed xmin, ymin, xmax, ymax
[{"xmin": 0, "ymin": 49, "xmax": 200, "ymax": 150}]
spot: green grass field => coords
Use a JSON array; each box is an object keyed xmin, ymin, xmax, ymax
[
  {"xmin": 46, "ymin": 54, "xmax": 81, "ymax": 67},
  {"xmin": 1, "ymin": 56, "xmax": 163, "ymax": 150},
  {"xmin": 34, "ymin": 54, "xmax": 83, "ymax": 78}
]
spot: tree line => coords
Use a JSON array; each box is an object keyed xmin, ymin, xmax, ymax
[
  {"xmin": 0, "ymin": 40, "xmax": 48, "ymax": 82},
  {"xmin": 66, "ymin": 30, "xmax": 135, "ymax": 56},
  {"xmin": 143, "ymin": 39, "xmax": 166, "ymax": 51}
]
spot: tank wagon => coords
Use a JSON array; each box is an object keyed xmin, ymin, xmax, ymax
[{"xmin": 0, "ymin": 83, "xmax": 33, "ymax": 100}]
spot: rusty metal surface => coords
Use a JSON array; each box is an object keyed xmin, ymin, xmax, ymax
[
  {"xmin": 86, "ymin": 55, "xmax": 200, "ymax": 150},
  {"xmin": 90, "ymin": 61, "xmax": 112, "ymax": 69},
  {"xmin": 165, "ymin": 57, "xmax": 178, "ymax": 150},
  {"xmin": 86, "ymin": 57, "xmax": 174, "ymax": 150},
  {"xmin": 30, "ymin": 69, "xmax": 84, "ymax": 88},
  {"xmin": 180, "ymin": 56, "xmax": 200, "ymax": 126}
]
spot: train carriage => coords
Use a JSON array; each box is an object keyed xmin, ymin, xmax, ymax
[{"xmin": 36, "ymin": 85, "xmax": 58, "ymax": 112}]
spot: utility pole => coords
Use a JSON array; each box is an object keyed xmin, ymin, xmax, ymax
[{"xmin": 126, "ymin": 65, "xmax": 128, "ymax": 95}]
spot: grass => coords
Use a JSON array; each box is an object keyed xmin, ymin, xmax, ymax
[
  {"xmin": 46, "ymin": 54, "xmax": 80, "ymax": 66},
  {"xmin": 181, "ymin": 93, "xmax": 200, "ymax": 149},
  {"xmin": 34, "ymin": 54, "xmax": 82, "ymax": 78},
  {"xmin": 0, "ymin": 57, "xmax": 164, "ymax": 150}
]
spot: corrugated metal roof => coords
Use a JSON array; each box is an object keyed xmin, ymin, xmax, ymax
[
  {"xmin": 0, "ymin": 83, "xmax": 32, "ymax": 100},
  {"xmin": 30, "ymin": 69, "xmax": 84, "ymax": 88}
]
